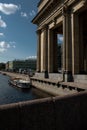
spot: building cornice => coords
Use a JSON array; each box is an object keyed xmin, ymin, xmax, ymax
[
  {"xmin": 32, "ymin": 0, "xmax": 86, "ymax": 25},
  {"xmin": 32, "ymin": 0, "xmax": 76, "ymax": 24},
  {"xmin": 32, "ymin": 0, "xmax": 53, "ymax": 24},
  {"xmin": 38, "ymin": 0, "xmax": 49, "ymax": 12}
]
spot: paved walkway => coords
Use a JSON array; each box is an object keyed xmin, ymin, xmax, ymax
[
  {"xmin": 31, "ymin": 76, "xmax": 87, "ymax": 96},
  {"xmin": 31, "ymin": 77, "xmax": 82, "ymax": 96},
  {"xmin": 1, "ymin": 71, "xmax": 87, "ymax": 96},
  {"xmin": 32, "ymin": 82, "xmax": 77, "ymax": 96},
  {"xmin": 0, "ymin": 71, "xmax": 30, "ymax": 81},
  {"xmin": 31, "ymin": 76, "xmax": 87, "ymax": 90}
]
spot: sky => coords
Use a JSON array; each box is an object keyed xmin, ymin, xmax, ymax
[
  {"xmin": 0, "ymin": 0, "xmax": 39, "ymax": 63},
  {"xmin": 0, "ymin": 0, "xmax": 63, "ymax": 63}
]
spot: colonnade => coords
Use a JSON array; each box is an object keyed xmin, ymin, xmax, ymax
[{"xmin": 36, "ymin": 7, "xmax": 87, "ymax": 78}]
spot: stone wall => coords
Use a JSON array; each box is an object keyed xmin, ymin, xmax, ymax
[
  {"xmin": 74, "ymin": 75, "xmax": 87, "ymax": 83},
  {"xmin": 34, "ymin": 72, "xmax": 63, "ymax": 81},
  {"xmin": 0, "ymin": 91, "xmax": 87, "ymax": 130}
]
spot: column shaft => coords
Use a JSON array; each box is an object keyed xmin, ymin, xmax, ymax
[
  {"xmin": 63, "ymin": 15, "xmax": 66, "ymax": 72},
  {"xmin": 63, "ymin": 12, "xmax": 72, "ymax": 73},
  {"xmin": 53, "ymin": 32, "xmax": 58, "ymax": 72},
  {"xmin": 65, "ymin": 13, "xmax": 72, "ymax": 72},
  {"xmin": 43, "ymin": 26, "xmax": 48, "ymax": 72},
  {"xmin": 79, "ymin": 17, "xmax": 84, "ymax": 73},
  {"xmin": 72, "ymin": 13, "xmax": 80, "ymax": 74},
  {"xmin": 48, "ymin": 29, "xmax": 53, "ymax": 72},
  {"xmin": 37, "ymin": 30, "xmax": 41, "ymax": 72}
]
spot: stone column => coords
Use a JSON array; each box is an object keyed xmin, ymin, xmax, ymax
[
  {"xmin": 42, "ymin": 25, "xmax": 48, "ymax": 72},
  {"xmin": 53, "ymin": 31, "xmax": 58, "ymax": 72},
  {"xmin": 72, "ymin": 13, "xmax": 80, "ymax": 74},
  {"xmin": 36, "ymin": 30, "xmax": 41, "ymax": 72},
  {"xmin": 79, "ymin": 17, "xmax": 84, "ymax": 73},
  {"xmin": 48, "ymin": 29, "xmax": 53, "ymax": 72},
  {"xmin": 65, "ymin": 12, "xmax": 72, "ymax": 73},
  {"xmin": 63, "ymin": 14, "xmax": 66, "ymax": 72},
  {"xmin": 63, "ymin": 8, "xmax": 72, "ymax": 81}
]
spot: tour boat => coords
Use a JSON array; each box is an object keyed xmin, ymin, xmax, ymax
[{"xmin": 8, "ymin": 79, "xmax": 30, "ymax": 89}]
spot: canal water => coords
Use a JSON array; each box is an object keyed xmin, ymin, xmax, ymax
[{"xmin": 0, "ymin": 74, "xmax": 50, "ymax": 105}]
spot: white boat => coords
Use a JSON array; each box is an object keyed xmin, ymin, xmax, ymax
[
  {"xmin": 9, "ymin": 79, "xmax": 30, "ymax": 89},
  {"xmin": 17, "ymin": 80, "xmax": 30, "ymax": 88}
]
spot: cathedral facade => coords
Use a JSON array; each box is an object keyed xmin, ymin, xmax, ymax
[{"xmin": 32, "ymin": 0, "xmax": 87, "ymax": 82}]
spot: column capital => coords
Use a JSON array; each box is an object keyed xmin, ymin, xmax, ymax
[
  {"xmin": 81, "ymin": 0, "xmax": 87, "ymax": 8},
  {"xmin": 62, "ymin": 5, "xmax": 71, "ymax": 17},
  {"xmin": 41, "ymin": 24, "xmax": 48, "ymax": 31}
]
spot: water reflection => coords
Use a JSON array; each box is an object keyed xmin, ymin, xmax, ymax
[{"xmin": 0, "ymin": 74, "xmax": 50, "ymax": 105}]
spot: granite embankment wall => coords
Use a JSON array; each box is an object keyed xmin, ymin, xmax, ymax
[{"xmin": 0, "ymin": 91, "xmax": 87, "ymax": 130}]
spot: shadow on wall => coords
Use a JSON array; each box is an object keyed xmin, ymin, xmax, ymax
[{"xmin": 0, "ymin": 91, "xmax": 87, "ymax": 130}]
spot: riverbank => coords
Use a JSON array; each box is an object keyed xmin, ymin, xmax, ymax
[
  {"xmin": 0, "ymin": 73, "xmax": 50, "ymax": 105},
  {"xmin": 0, "ymin": 71, "xmax": 86, "ymax": 97},
  {"xmin": 0, "ymin": 71, "xmax": 30, "ymax": 81}
]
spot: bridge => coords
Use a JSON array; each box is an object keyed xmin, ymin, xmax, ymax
[{"xmin": 0, "ymin": 91, "xmax": 87, "ymax": 130}]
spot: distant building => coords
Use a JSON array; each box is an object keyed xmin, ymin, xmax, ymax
[
  {"xmin": 6, "ymin": 58, "xmax": 37, "ymax": 72},
  {"xmin": 5, "ymin": 62, "xmax": 9, "ymax": 71}
]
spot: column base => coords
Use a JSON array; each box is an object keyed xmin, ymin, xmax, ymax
[
  {"xmin": 39, "ymin": 70, "xmax": 49, "ymax": 78},
  {"xmin": 44, "ymin": 71, "xmax": 49, "ymax": 78},
  {"xmin": 63, "ymin": 71, "xmax": 73, "ymax": 82}
]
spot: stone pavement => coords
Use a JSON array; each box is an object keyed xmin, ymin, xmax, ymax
[
  {"xmin": 0, "ymin": 71, "xmax": 30, "ymax": 81},
  {"xmin": 1, "ymin": 71, "xmax": 87, "ymax": 96},
  {"xmin": 31, "ymin": 77, "xmax": 84, "ymax": 96}
]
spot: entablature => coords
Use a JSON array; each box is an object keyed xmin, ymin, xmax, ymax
[
  {"xmin": 71, "ymin": 0, "xmax": 87, "ymax": 13},
  {"xmin": 32, "ymin": 0, "xmax": 87, "ymax": 29},
  {"xmin": 32, "ymin": 0, "xmax": 77, "ymax": 25},
  {"xmin": 38, "ymin": 0, "xmax": 49, "ymax": 12}
]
